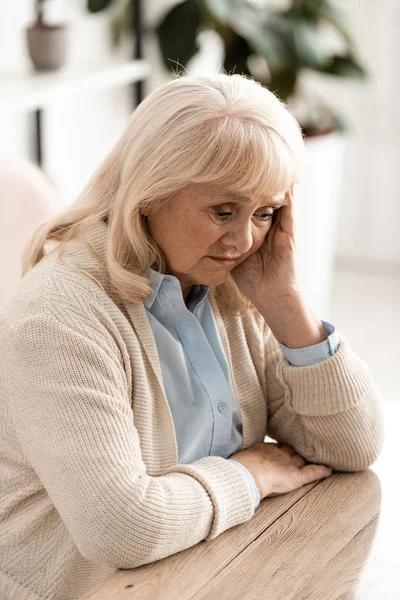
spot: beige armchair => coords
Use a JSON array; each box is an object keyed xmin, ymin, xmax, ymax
[{"xmin": 0, "ymin": 159, "xmax": 60, "ymax": 306}]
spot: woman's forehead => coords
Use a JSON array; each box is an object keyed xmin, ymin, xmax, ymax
[
  {"xmin": 225, "ymin": 191, "xmax": 286, "ymax": 208},
  {"xmin": 186, "ymin": 182, "xmax": 286, "ymax": 206}
]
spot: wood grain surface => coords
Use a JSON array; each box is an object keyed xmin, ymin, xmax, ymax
[{"xmin": 86, "ymin": 401, "xmax": 399, "ymax": 600}]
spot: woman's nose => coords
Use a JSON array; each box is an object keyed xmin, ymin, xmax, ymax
[{"xmin": 221, "ymin": 220, "xmax": 253, "ymax": 254}]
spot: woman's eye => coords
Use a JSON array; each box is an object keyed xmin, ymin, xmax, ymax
[
  {"xmin": 213, "ymin": 209, "xmax": 273, "ymax": 222},
  {"xmin": 256, "ymin": 213, "xmax": 273, "ymax": 222},
  {"xmin": 215, "ymin": 211, "xmax": 233, "ymax": 220}
]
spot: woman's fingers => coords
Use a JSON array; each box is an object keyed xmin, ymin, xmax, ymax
[
  {"xmin": 266, "ymin": 186, "xmax": 296, "ymax": 256},
  {"xmin": 277, "ymin": 443, "xmax": 306, "ymax": 467},
  {"xmin": 291, "ymin": 454, "xmax": 307, "ymax": 468},
  {"xmin": 276, "ymin": 443, "xmax": 296, "ymax": 455},
  {"xmin": 277, "ymin": 443, "xmax": 331, "ymax": 479},
  {"xmin": 265, "ymin": 210, "xmax": 280, "ymax": 254},
  {"xmin": 278, "ymin": 186, "xmax": 296, "ymax": 239},
  {"xmin": 299, "ymin": 464, "xmax": 333, "ymax": 486}
]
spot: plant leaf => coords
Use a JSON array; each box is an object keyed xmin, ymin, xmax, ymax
[
  {"xmin": 301, "ymin": 0, "xmax": 353, "ymax": 46},
  {"xmin": 268, "ymin": 67, "xmax": 298, "ymax": 102},
  {"xmin": 319, "ymin": 53, "xmax": 368, "ymax": 79},
  {"xmin": 156, "ymin": 0, "xmax": 202, "ymax": 71},
  {"xmin": 227, "ymin": 13, "xmax": 292, "ymax": 71},
  {"xmin": 290, "ymin": 17, "xmax": 332, "ymax": 68},
  {"xmin": 223, "ymin": 32, "xmax": 253, "ymax": 77},
  {"xmin": 206, "ymin": 0, "xmax": 253, "ymax": 23},
  {"xmin": 87, "ymin": 0, "xmax": 114, "ymax": 13},
  {"xmin": 111, "ymin": 0, "xmax": 134, "ymax": 47}
]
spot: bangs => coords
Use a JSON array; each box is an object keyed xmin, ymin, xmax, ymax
[{"xmin": 190, "ymin": 117, "xmax": 301, "ymax": 199}]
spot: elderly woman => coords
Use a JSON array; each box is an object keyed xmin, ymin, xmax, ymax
[{"xmin": 0, "ymin": 74, "xmax": 384, "ymax": 600}]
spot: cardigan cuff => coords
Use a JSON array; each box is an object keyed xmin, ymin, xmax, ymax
[
  {"xmin": 276, "ymin": 336, "xmax": 377, "ymax": 417},
  {"xmin": 162, "ymin": 456, "xmax": 255, "ymax": 540},
  {"xmin": 228, "ymin": 459, "xmax": 261, "ymax": 507}
]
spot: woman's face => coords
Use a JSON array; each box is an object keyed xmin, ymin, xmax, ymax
[{"xmin": 143, "ymin": 183, "xmax": 286, "ymax": 300}]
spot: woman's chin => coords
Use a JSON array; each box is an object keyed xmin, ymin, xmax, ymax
[{"xmin": 196, "ymin": 270, "xmax": 231, "ymax": 286}]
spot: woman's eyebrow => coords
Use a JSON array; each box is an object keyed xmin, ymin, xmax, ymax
[{"xmin": 228, "ymin": 193, "xmax": 286, "ymax": 208}]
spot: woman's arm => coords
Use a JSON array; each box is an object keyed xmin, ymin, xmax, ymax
[
  {"xmin": 6, "ymin": 313, "xmax": 255, "ymax": 569},
  {"xmin": 263, "ymin": 323, "xmax": 385, "ymax": 471}
]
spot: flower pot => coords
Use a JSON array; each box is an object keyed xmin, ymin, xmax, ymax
[{"xmin": 26, "ymin": 22, "xmax": 68, "ymax": 71}]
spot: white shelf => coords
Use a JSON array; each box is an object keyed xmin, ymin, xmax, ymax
[{"xmin": 0, "ymin": 58, "xmax": 152, "ymax": 113}]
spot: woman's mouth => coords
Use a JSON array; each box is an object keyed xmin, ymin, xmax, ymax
[{"xmin": 207, "ymin": 256, "xmax": 240, "ymax": 266}]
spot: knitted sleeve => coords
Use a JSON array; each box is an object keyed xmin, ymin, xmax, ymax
[
  {"xmin": 6, "ymin": 313, "xmax": 255, "ymax": 570},
  {"xmin": 263, "ymin": 324, "xmax": 385, "ymax": 471}
]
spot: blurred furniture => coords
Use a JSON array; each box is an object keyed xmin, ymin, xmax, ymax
[
  {"xmin": 86, "ymin": 401, "xmax": 398, "ymax": 600},
  {"xmin": 0, "ymin": 58, "xmax": 151, "ymax": 113},
  {"xmin": 0, "ymin": 159, "xmax": 60, "ymax": 306},
  {"xmin": 0, "ymin": 57, "xmax": 151, "ymax": 165}
]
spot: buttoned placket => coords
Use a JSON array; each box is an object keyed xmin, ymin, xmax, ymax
[{"xmin": 160, "ymin": 277, "xmax": 234, "ymax": 456}]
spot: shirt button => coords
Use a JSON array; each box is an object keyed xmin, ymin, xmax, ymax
[{"xmin": 218, "ymin": 402, "xmax": 227, "ymax": 413}]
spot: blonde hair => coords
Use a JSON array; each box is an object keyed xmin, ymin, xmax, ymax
[{"xmin": 22, "ymin": 73, "xmax": 304, "ymax": 315}]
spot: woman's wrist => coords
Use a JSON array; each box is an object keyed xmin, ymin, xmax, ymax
[{"xmin": 256, "ymin": 292, "xmax": 329, "ymax": 349}]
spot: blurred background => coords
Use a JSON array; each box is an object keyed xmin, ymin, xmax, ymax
[{"xmin": 0, "ymin": 0, "xmax": 398, "ymax": 405}]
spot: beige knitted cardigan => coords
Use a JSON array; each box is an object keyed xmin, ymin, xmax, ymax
[{"xmin": 0, "ymin": 221, "xmax": 384, "ymax": 600}]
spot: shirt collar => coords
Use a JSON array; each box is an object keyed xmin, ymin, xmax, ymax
[{"xmin": 144, "ymin": 268, "xmax": 210, "ymax": 310}]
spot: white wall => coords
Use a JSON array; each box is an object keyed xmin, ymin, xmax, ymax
[
  {"xmin": 300, "ymin": 0, "xmax": 400, "ymax": 269},
  {"xmin": 0, "ymin": 0, "xmax": 35, "ymax": 161},
  {"xmin": 0, "ymin": 0, "xmax": 398, "ymax": 267}
]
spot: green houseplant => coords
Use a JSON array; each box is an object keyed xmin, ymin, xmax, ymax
[{"xmin": 87, "ymin": 0, "xmax": 367, "ymax": 136}]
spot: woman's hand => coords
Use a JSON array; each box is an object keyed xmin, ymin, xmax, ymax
[
  {"xmin": 230, "ymin": 184, "xmax": 328, "ymax": 348},
  {"xmin": 230, "ymin": 442, "xmax": 333, "ymax": 501},
  {"xmin": 230, "ymin": 184, "xmax": 301, "ymax": 311}
]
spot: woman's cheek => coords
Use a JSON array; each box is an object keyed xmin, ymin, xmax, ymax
[{"xmin": 253, "ymin": 228, "xmax": 269, "ymax": 251}]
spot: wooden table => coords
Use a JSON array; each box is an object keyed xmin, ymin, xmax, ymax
[{"xmin": 86, "ymin": 401, "xmax": 400, "ymax": 600}]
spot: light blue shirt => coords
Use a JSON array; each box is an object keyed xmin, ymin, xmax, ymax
[{"xmin": 144, "ymin": 269, "xmax": 340, "ymax": 509}]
